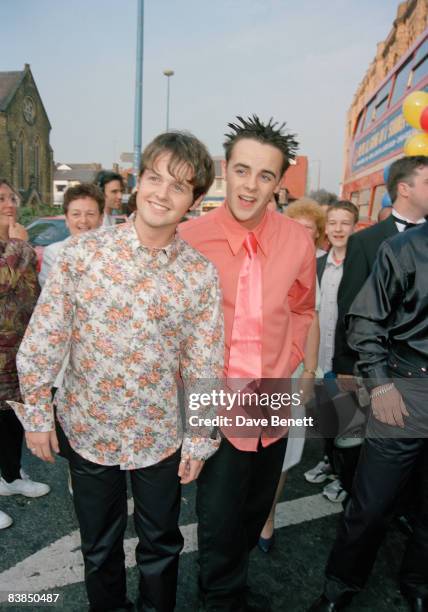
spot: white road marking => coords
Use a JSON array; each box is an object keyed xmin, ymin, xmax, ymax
[{"xmin": 0, "ymin": 494, "xmax": 341, "ymax": 600}]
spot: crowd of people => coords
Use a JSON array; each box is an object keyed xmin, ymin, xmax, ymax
[{"xmin": 0, "ymin": 116, "xmax": 427, "ymax": 612}]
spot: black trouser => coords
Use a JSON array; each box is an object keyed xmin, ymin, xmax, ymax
[
  {"xmin": 0, "ymin": 409, "xmax": 24, "ymax": 482},
  {"xmin": 324, "ymin": 436, "xmax": 428, "ymax": 603},
  {"xmin": 57, "ymin": 422, "xmax": 183, "ymax": 612},
  {"xmin": 196, "ymin": 437, "xmax": 287, "ymax": 611}
]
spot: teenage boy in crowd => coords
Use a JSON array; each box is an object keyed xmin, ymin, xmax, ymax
[
  {"xmin": 304, "ymin": 201, "xmax": 358, "ymax": 503},
  {"xmin": 11, "ymin": 132, "xmax": 224, "ymax": 612},
  {"xmin": 180, "ymin": 115, "xmax": 316, "ymax": 612}
]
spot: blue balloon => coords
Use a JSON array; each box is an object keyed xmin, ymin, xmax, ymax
[
  {"xmin": 381, "ymin": 192, "xmax": 392, "ymax": 208},
  {"xmin": 383, "ymin": 165, "xmax": 391, "ymax": 183}
]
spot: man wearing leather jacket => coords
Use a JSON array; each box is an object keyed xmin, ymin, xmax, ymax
[{"xmin": 309, "ymin": 157, "xmax": 428, "ymax": 612}]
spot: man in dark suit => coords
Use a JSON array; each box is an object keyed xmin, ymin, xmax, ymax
[{"xmin": 309, "ymin": 155, "xmax": 428, "ymax": 611}]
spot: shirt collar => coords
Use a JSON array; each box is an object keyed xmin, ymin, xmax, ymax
[
  {"xmin": 123, "ymin": 216, "xmax": 182, "ymax": 267},
  {"xmin": 392, "ymin": 209, "xmax": 426, "ymax": 225},
  {"xmin": 217, "ymin": 201, "xmax": 269, "ymax": 256},
  {"xmin": 326, "ymin": 249, "xmax": 344, "ymax": 268}
]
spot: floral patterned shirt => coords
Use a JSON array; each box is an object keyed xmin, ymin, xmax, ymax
[{"xmin": 11, "ymin": 222, "xmax": 224, "ymax": 469}]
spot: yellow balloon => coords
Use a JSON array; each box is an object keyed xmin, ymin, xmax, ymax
[
  {"xmin": 404, "ymin": 132, "xmax": 428, "ymax": 156},
  {"xmin": 403, "ymin": 91, "xmax": 428, "ymax": 129}
]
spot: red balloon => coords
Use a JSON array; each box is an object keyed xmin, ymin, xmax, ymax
[{"xmin": 421, "ymin": 106, "xmax": 428, "ymax": 132}]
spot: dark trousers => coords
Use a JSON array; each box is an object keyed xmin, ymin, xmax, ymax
[
  {"xmin": 0, "ymin": 409, "xmax": 24, "ymax": 482},
  {"xmin": 57, "ymin": 422, "xmax": 183, "ymax": 612},
  {"xmin": 324, "ymin": 436, "xmax": 428, "ymax": 603},
  {"xmin": 196, "ymin": 437, "xmax": 287, "ymax": 611}
]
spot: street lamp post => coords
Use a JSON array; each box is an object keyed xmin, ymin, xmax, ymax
[{"xmin": 163, "ymin": 69, "xmax": 174, "ymax": 131}]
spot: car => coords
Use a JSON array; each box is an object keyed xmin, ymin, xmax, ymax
[{"xmin": 26, "ymin": 214, "xmax": 128, "ymax": 271}]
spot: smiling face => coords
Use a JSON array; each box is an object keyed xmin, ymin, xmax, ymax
[
  {"xmin": 135, "ymin": 152, "xmax": 202, "ymax": 245},
  {"xmin": 225, "ymin": 138, "xmax": 283, "ymax": 230},
  {"xmin": 325, "ymin": 208, "xmax": 355, "ymax": 249},
  {"xmin": 65, "ymin": 197, "xmax": 103, "ymax": 236}
]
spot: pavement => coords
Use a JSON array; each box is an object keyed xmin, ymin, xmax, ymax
[{"xmin": 0, "ymin": 438, "xmax": 409, "ymax": 611}]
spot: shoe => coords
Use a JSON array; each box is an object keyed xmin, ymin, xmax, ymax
[
  {"xmin": 307, "ymin": 595, "xmax": 344, "ymax": 611},
  {"xmin": 322, "ymin": 479, "xmax": 348, "ymax": 503},
  {"xmin": 304, "ymin": 457, "xmax": 334, "ymax": 484},
  {"xmin": 258, "ymin": 533, "xmax": 274, "ymax": 553},
  {"xmin": 405, "ymin": 596, "xmax": 428, "ymax": 611},
  {"xmin": 0, "ymin": 510, "xmax": 13, "ymax": 529},
  {"xmin": 0, "ymin": 476, "xmax": 50, "ymax": 498}
]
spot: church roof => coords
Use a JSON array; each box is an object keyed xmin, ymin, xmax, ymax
[{"xmin": 0, "ymin": 70, "xmax": 25, "ymax": 111}]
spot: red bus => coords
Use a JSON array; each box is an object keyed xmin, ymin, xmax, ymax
[{"xmin": 342, "ymin": 27, "xmax": 428, "ymax": 223}]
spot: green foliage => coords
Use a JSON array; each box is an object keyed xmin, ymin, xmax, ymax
[{"xmin": 18, "ymin": 204, "xmax": 62, "ymax": 226}]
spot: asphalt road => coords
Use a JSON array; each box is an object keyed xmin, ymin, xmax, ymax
[{"xmin": 0, "ymin": 439, "xmax": 409, "ymax": 612}]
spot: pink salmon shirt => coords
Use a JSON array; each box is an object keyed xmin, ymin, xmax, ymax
[{"xmin": 179, "ymin": 203, "xmax": 316, "ymax": 449}]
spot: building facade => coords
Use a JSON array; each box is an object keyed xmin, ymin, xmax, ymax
[
  {"xmin": 344, "ymin": 0, "xmax": 428, "ymax": 173},
  {"xmin": 0, "ymin": 64, "xmax": 53, "ymax": 206}
]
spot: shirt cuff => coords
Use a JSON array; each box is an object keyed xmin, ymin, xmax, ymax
[
  {"xmin": 182, "ymin": 435, "xmax": 220, "ymax": 462},
  {"xmin": 7, "ymin": 401, "xmax": 55, "ymax": 432},
  {"xmin": 360, "ymin": 365, "xmax": 392, "ymax": 392}
]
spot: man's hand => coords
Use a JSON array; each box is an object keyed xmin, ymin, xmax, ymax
[
  {"xmin": 25, "ymin": 430, "xmax": 59, "ymax": 463},
  {"xmin": 8, "ymin": 217, "xmax": 28, "ymax": 241},
  {"xmin": 336, "ymin": 373, "xmax": 359, "ymax": 393},
  {"xmin": 371, "ymin": 385, "xmax": 409, "ymax": 428},
  {"xmin": 178, "ymin": 457, "xmax": 204, "ymax": 484}
]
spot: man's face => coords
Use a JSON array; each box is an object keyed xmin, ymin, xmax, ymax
[
  {"xmin": 104, "ymin": 179, "xmax": 123, "ymax": 211},
  {"xmin": 325, "ymin": 209, "xmax": 355, "ymax": 248},
  {"xmin": 135, "ymin": 152, "xmax": 201, "ymax": 234},
  {"xmin": 65, "ymin": 197, "xmax": 103, "ymax": 236},
  {"xmin": 225, "ymin": 138, "xmax": 283, "ymax": 230},
  {"xmin": 0, "ymin": 184, "xmax": 18, "ymax": 227},
  {"xmin": 404, "ymin": 166, "xmax": 428, "ymax": 215}
]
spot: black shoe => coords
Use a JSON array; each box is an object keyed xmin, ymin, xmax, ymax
[
  {"xmin": 406, "ymin": 597, "xmax": 428, "ymax": 612},
  {"xmin": 257, "ymin": 533, "xmax": 274, "ymax": 553},
  {"xmin": 307, "ymin": 595, "xmax": 346, "ymax": 611}
]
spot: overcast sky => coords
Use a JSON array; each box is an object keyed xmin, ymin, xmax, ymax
[{"xmin": 2, "ymin": 0, "xmax": 400, "ymax": 192}]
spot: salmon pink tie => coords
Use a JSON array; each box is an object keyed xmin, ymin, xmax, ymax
[{"xmin": 227, "ymin": 232, "xmax": 263, "ymax": 383}]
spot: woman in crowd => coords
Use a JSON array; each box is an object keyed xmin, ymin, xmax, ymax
[
  {"xmin": 258, "ymin": 198, "xmax": 325, "ymax": 551},
  {"xmin": 0, "ymin": 178, "xmax": 50, "ymax": 530}
]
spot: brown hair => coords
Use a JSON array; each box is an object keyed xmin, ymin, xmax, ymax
[
  {"xmin": 387, "ymin": 155, "xmax": 428, "ymax": 203},
  {"xmin": 139, "ymin": 131, "xmax": 215, "ymax": 202},
  {"xmin": 63, "ymin": 183, "xmax": 105, "ymax": 215},
  {"xmin": 326, "ymin": 200, "xmax": 359, "ymax": 224},
  {"xmin": 285, "ymin": 198, "xmax": 326, "ymax": 248}
]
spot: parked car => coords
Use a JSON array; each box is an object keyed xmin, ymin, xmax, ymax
[{"xmin": 26, "ymin": 214, "xmax": 127, "ymax": 271}]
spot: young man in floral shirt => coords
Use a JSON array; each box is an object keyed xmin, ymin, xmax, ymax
[{"xmin": 10, "ymin": 132, "xmax": 224, "ymax": 612}]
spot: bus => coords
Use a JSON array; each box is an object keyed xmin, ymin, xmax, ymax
[{"xmin": 342, "ymin": 26, "xmax": 428, "ymax": 223}]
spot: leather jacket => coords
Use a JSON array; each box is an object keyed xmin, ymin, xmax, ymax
[{"xmin": 346, "ymin": 222, "xmax": 428, "ymax": 390}]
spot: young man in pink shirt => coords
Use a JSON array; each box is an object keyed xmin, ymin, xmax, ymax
[{"xmin": 179, "ymin": 116, "xmax": 316, "ymax": 612}]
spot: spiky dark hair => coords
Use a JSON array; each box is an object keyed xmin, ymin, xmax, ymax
[{"xmin": 223, "ymin": 115, "xmax": 299, "ymax": 175}]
